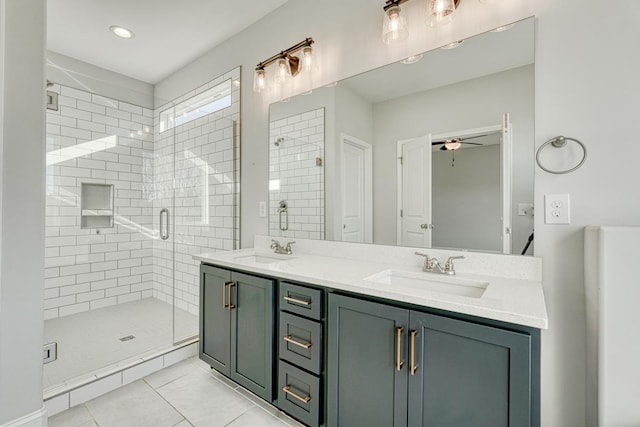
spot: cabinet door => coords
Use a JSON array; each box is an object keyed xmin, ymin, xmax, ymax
[
  {"xmin": 199, "ymin": 265, "xmax": 232, "ymax": 376},
  {"xmin": 408, "ymin": 311, "xmax": 532, "ymax": 427},
  {"xmin": 328, "ymin": 294, "xmax": 410, "ymax": 427},
  {"xmin": 229, "ymin": 271, "xmax": 275, "ymax": 401}
]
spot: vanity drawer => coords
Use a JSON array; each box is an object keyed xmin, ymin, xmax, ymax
[
  {"xmin": 278, "ymin": 360, "xmax": 321, "ymax": 427},
  {"xmin": 279, "ymin": 282, "xmax": 323, "ymax": 320},
  {"xmin": 279, "ymin": 311, "xmax": 322, "ymax": 375}
]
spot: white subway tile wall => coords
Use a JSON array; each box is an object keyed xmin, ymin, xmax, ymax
[
  {"xmin": 45, "ymin": 84, "xmax": 155, "ymax": 320},
  {"xmin": 45, "ymin": 67, "xmax": 240, "ymax": 321},
  {"xmin": 269, "ymin": 108, "xmax": 324, "ymax": 240}
]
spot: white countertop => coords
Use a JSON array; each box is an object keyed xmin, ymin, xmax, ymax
[{"xmin": 194, "ymin": 243, "xmax": 548, "ymax": 329}]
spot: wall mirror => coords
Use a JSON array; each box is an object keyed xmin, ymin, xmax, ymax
[{"xmin": 269, "ymin": 17, "xmax": 534, "ymax": 255}]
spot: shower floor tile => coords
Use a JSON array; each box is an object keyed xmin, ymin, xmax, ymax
[
  {"xmin": 49, "ymin": 357, "xmax": 304, "ymax": 427},
  {"xmin": 44, "ymin": 298, "xmax": 198, "ymax": 391}
]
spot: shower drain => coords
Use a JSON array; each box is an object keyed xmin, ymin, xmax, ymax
[{"xmin": 119, "ymin": 335, "xmax": 136, "ymax": 342}]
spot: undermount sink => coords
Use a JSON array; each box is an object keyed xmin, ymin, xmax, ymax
[
  {"xmin": 233, "ymin": 252, "xmax": 295, "ymax": 264},
  {"xmin": 364, "ymin": 269, "xmax": 489, "ymax": 299}
]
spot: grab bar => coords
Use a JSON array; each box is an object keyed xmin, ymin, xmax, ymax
[{"xmin": 160, "ymin": 208, "xmax": 170, "ymax": 240}]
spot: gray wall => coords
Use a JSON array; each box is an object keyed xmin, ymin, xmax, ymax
[
  {"xmin": 432, "ymin": 145, "xmax": 501, "ymax": 252},
  {"xmin": 372, "ymin": 65, "xmax": 534, "ymax": 251},
  {"xmin": 0, "ymin": 0, "xmax": 46, "ymax": 424},
  {"xmin": 154, "ymin": 2, "xmax": 640, "ymax": 425}
]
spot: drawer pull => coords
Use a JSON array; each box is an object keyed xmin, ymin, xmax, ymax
[
  {"xmin": 284, "ymin": 295, "xmax": 311, "ymax": 306},
  {"xmin": 284, "ymin": 335, "xmax": 312, "ymax": 349},
  {"xmin": 282, "ymin": 385, "xmax": 311, "ymax": 403}
]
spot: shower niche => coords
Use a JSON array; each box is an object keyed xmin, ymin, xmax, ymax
[{"xmin": 80, "ymin": 182, "xmax": 114, "ymax": 229}]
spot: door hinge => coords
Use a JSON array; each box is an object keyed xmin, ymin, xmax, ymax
[
  {"xmin": 400, "ymin": 209, "xmax": 403, "ymax": 218},
  {"xmin": 398, "ymin": 156, "xmax": 403, "ymax": 165}
]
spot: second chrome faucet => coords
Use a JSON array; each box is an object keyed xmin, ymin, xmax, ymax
[
  {"xmin": 271, "ymin": 239, "xmax": 295, "ymax": 255},
  {"xmin": 415, "ymin": 252, "xmax": 465, "ymax": 276}
]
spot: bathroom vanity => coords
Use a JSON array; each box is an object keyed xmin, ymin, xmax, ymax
[{"xmin": 195, "ymin": 236, "xmax": 547, "ymax": 427}]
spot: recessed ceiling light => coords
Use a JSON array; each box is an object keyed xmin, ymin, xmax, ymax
[
  {"xmin": 400, "ymin": 54, "xmax": 424, "ymax": 65},
  {"xmin": 109, "ymin": 25, "xmax": 135, "ymax": 39},
  {"xmin": 440, "ymin": 40, "xmax": 464, "ymax": 50},
  {"xmin": 491, "ymin": 23, "xmax": 516, "ymax": 33}
]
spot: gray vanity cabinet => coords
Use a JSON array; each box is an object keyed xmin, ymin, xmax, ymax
[
  {"xmin": 327, "ymin": 294, "xmax": 410, "ymax": 427},
  {"xmin": 328, "ymin": 294, "xmax": 534, "ymax": 427},
  {"xmin": 407, "ymin": 311, "xmax": 531, "ymax": 427},
  {"xmin": 200, "ymin": 265, "xmax": 275, "ymax": 401}
]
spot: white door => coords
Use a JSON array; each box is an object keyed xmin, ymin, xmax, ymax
[
  {"xmin": 398, "ymin": 136, "xmax": 432, "ymax": 248},
  {"xmin": 341, "ymin": 135, "xmax": 372, "ymax": 243},
  {"xmin": 500, "ymin": 113, "xmax": 513, "ymax": 254}
]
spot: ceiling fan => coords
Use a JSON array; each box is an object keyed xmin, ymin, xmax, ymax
[{"xmin": 432, "ymin": 134, "xmax": 488, "ymax": 151}]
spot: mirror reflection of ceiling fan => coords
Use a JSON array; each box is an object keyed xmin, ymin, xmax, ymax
[{"xmin": 432, "ymin": 134, "xmax": 488, "ymax": 151}]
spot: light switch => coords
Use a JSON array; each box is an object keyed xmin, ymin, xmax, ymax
[
  {"xmin": 518, "ymin": 203, "xmax": 534, "ymax": 216},
  {"xmin": 259, "ymin": 201, "xmax": 267, "ymax": 218},
  {"xmin": 545, "ymin": 194, "xmax": 570, "ymax": 224}
]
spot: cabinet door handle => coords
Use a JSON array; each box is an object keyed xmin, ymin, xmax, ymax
[
  {"xmin": 283, "ymin": 335, "xmax": 312, "ymax": 349},
  {"xmin": 223, "ymin": 282, "xmax": 230, "ymax": 309},
  {"xmin": 283, "ymin": 295, "xmax": 311, "ymax": 306},
  {"xmin": 227, "ymin": 282, "xmax": 235, "ymax": 310},
  {"xmin": 410, "ymin": 330, "xmax": 418, "ymax": 376},
  {"xmin": 396, "ymin": 326, "xmax": 405, "ymax": 371},
  {"xmin": 282, "ymin": 385, "xmax": 311, "ymax": 403}
]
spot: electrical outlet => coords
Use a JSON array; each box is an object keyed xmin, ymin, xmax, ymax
[
  {"xmin": 545, "ymin": 194, "xmax": 570, "ymax": 224},
  {"xmin": 259, "ymin": 201, "xmax": 267, "ymax": 218}
]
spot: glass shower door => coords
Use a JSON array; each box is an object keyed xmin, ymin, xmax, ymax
[{"xmin": 171, "ymin": 112, "xmax": 239, "ymax": 343}]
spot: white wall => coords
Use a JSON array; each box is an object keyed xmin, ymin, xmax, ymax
[
  {"xmin": 0, "ymin": 0, "xmax": 46, "ymax": 424},
  {"xmin": 155, "ymin": 1, "xmax": 640, "ymax": 425}
]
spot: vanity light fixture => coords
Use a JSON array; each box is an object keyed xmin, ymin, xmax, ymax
[
  {"xmin": 426, "ymin": 0, "xmax": 461, "ymax": 27},
  {"xmin": 109, "ymin": 25, "xmax": 135, "ymax": 39},
  {"xmin": 382, "ymin": 0, "xmax": 410, "ymax": 45},
  {"xmin": 381, "ymin": 0, "xmax": 463, "ymax": 45},
  {"xmin": 253, "ymin": 37, "xmax": 316, "ymax": 95}
]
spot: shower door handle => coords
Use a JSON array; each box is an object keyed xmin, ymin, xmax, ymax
[
  {"xmin": 160, "ymin": 208, "xmax": 170, "ymax": 240},
  {"xmin": 278, "ymin": 201, "xmax": 288, "ymax": 231}
]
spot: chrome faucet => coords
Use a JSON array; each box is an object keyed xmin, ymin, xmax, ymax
[
  {"xmin": 415, "ymin": 252, "xmax": 465, "ymax": 275},
  {"xmin": 271, "ymin": 239, "xmax": 295, "ymax": 255}
]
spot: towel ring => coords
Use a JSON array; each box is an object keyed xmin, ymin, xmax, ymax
[{"xmin": 536, "ymin": 136, "xmax": 587, "ymax": 174}]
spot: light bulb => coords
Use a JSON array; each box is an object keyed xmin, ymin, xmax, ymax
[
  {"xmin": 253, "ymin": 69, "xmax": 266, "ymax": 93},
  {"xmin": 426, "ymin": 0, "xmax": 457, "ymax": 27},
  {"xmin": 302, "ymin": 46, "xmax": 315, "ymax": 73},
  {"xmin": 444, "ymin": 140, "xmax": 462, "ymax": 150},
  {"xmin": 275, "ymin": 58, "xmax": 291, "ymax": 85},
  {"xmin": 382, "ymin": 5, "xmax": 409, "ymax": 45}
]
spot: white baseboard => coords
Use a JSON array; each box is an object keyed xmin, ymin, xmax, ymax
[{"xmin": 0, "ymin": 406, "xmax": 47, "ymax": 427}]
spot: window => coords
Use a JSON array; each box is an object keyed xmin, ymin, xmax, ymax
[{"xmin": 159, "ymin": 79, "xmax": 232, "ymax": 132}]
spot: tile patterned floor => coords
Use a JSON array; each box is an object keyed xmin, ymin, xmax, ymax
[
  {"xmin": 44, "ymin": 298, "xmax": 198, "ymax": 391},
  {"xmin": 48, "ymin": 357, "xmax": 304, "ymax": 427}
]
